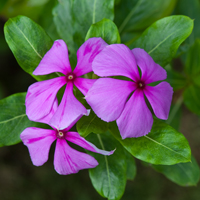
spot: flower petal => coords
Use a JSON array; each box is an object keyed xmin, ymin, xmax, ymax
[
  {"xmin": 132, "ymin": 48, "xmax": 167, "ymax": 84},
  {"xmin": 73, "ymin": 37, "xmax": 108, "ymax": 76},
  {"xmin": 20, "ymin": 127, "xmax": 56, "ymax": 166},
  {"xmin": 117, "ymin": 89, "xmax": 153, "ymax": 139},
  {"xmin": 74, "ymin": 77, "xmax": 96, "ymax": 96},
  {"xmin": 54, "ymin": 139, "xmax": 98, "ymax": 175},
  {"xmin": 33, "ymin": 40, "xmax": 72, "ymax": 76},
  {"xmin": 86, "ymin": 78, "xmax": 136, "ymax": 122},
  {"xmin": 66, "ymin": 132, "xmax": 114, "ymax": 155},
  {"xmin": 49, "ymin": 81, "xmax": 88, "ymax": 130},
  {"xmin": 26, "ymin": 77, "xmax": 66, "ymax": 122},
  {"xmin": 37, "ymin": 98, "xmax": 58, "ymax": 124},
  {"xmin": 144, "ymin": 82, "xmax": 173, "ymax": 120},
  {"xmin": 93, "ymin": 44, "xmax": 140, "ymax": 81}
]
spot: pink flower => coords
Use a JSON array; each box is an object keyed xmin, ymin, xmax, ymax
[
  {"xmin": 26, "ymin": 38, "xmax": 107, "ymax": 129},
  {"xmin": 21, "ymin": 101, "xmax": 114, "ymax": 175},
  {"xmin": 86, "ymin": 44, "xmax": 173, "ymax": 139}
]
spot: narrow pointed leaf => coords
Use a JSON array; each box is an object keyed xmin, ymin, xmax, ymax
[
  {"xmin": 86, "ymin": 133, "xmax": 127, "ymax": 200},
  {"xmin": 85, "ymin": 18, "xmax": 120, "ymax": 44},
  {"xmin": 183, "ymin": 85, "xmax": 200, "ymax": 115},
  {"xmin": 131, "ymin": 15, "xmax": 193, "ymax": 67},
  {"xmin": 4, "ymin": 15, "xmax": 57, "ymax": 81},
  {"xmin": 184, "ymin": 39, "xmax": 200, "ymax": 87},
  {"xmin": 109, "ymin": 120, "xmax": 191, "ymax": 165},
  {"xmin": 152, "ymin": 155, "xmax": 200, "ymax": 186},
  {"xmin": 0, "ymin": 93, "xmax": 41, "ymax": 147}
]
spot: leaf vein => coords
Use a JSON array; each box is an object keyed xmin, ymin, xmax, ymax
[
  {"xmin": 10, "ymin": 18, "xmax": 43, "ymax": 59},
  {"xmin": 0, "ymin": 114, "xmax": 27, "ymax": 125},
  {"xmin": 144, "ymin": 135, "xmax": 188, "ymax": 160}
]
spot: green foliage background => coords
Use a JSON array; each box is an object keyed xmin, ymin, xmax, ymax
[{"xmin": 0, "ymin": 0, "xmax": 200, "ymax": 200}]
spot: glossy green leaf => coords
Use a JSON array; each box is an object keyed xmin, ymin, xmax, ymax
[
  {"xmin": 115, "ymin": 0, "xmax": 177, "ymax": 33},
  {"xmin": 0, "ymin": 93, "xmax": 39, "ymax": 147},
  {"xmin": 87, "ymin": 133, "xmax": 127, "ymax": 200},
  {"xmin": 125, "ymin": 150, "xmax": 136, "ymax": 180},
  {"xmin": 53, "ymin": 0, "xmax": 114, "ymax": 53},
  {"xmin": 175, "ymin": 0, "xmax": 200, "ymax": 45},
  {"xmin": 4, "ymin": 15, "xmax": 57, "ymax": 81},
  {"xmin": 85, "ymin": 18, "xmax": 120, "ymax": 44},
  {"xmin": 77, "ymin": 111, "xmax": 108, "ymax": 138},
  {"xmin": 152, "ymin": 155, "xmax": 200, "ymax": 186},
  {"xmin": 185, "ymin": 39, "xmax": 200, "ymax": 87},
  {"xmin": 109, "ymin": 120, "xmax": 191, "ymax": 165},
  {"xmin": 131, "ymin": 15, "xmax": 193, "ymax": 67},
  {"xmin": 183, "ymin": 85, "xmax": 200, "ymax": 115}
]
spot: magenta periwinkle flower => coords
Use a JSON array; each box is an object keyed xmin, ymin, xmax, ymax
[
  {"xmin": 26, "ymin": 38, "xmax": 107, "ymax": 129},
  {"xmin": 86, "ymin": 44, "xmax": 173, "ymax": 139},
  {"xmin": 21, "ymin": 102, "xmax": 113, "ymax": 175}
]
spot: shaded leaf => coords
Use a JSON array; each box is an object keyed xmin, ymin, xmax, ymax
[
  {"xmin": 183, "ymin": 85, "xmax": 200, "ymax": 115},
  {"xmin": 125, "ymin": 150, "xmax": 136, "ymax": 180},
  {"xmin": 152, "ymin": 155, "xmax": 200, "ymax": 186},
  {"xmin": 175, "ymin": 0, "xmax": 200, "ymax": 45},
  {"xmin": 185, "ymin": 39, "xmax": 200, "ymax": 87},
  {"xmin": 115, "ymin": 0, "xmax": 177, "ymax": 33},
  {"xmin": 77, "ymin": 111, "xmax": 108, "ymax": 138}
]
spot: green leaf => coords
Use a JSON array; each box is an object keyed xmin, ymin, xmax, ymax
[
  {"xmin": 152, "ymin": 155, "xmax": 200, "ymax": 186},
  {"xmin": 115, "ymin": 0, "xmax": 177, "ymax": 33},
  {"xmin": 183, "ymin": 85, "xmax": 200, "ymax": 115},
  {"xmin": 38, "ymin": 0, "xmax": 60, "ymax": 41},
  {"xmin": 109, "ymin": 119, "xmax": 191, "ymax": 165},
  {"xmin": 85, "ymin": 18, "xmax": 121, "ymax": 44},
  {"xmin": 166, "ymin": 66, "xmax": 187, "ymax": 91},
  {"xmin": 185, "ymin": 39, "xmax": 200, "ymax": 87},
  {"xmin": 87, "ymin": 133, "xmax": 127, "ymax": 200},
  {"xmin": 76, "ymin": 111, "xmax": 108, "ymax": 138},
  {"xmin": 125, "ymin": 150, "xmax": 136, "ymax": 180},
  {"xmin": 53, "ymin": 0, "xmax": 114, "ymax": 53},
  {"xmin": 130, "ymin": 15, "xmax": 194, "ymax": 67},
  {"xmin": 175, "ymin": 0, "xmax": 200, "ymax": 45},
  {"xmin": 4, "ymin": 15, "xmax": 57, "ymax": 81},
  {"xmin": 0, "ymin": 0, "xmax": 49, "ymax": 20},
  {"xmin": 0, "ymin": 93, "xmax": 39, "ymax": 147}
]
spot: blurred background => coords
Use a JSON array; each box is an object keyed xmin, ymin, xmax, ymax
[{"xmin": 0, "ymin": 0, "xmax": 200, "ymax": 199}]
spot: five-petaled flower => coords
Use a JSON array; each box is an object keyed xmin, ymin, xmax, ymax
[
  {"xmin": 20, "ymin": 102, "xmax": 114, "ymax": 175},
  {"xmin": 26, "ymin": 38, "xmax": 107, "ymax": 129},
  {"xmin": 86, "ymin": 44, "xmax": 173, "ymax": 139}
]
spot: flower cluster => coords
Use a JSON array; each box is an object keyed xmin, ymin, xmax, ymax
[{"xmin": 21, "ymin": 38, "xmax": 173, "ymax": 175}]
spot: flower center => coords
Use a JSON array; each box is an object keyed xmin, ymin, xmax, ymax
[
  {"xmin": 66, "ymin": 73, "xmax": 76, "ymax": 81},
  {"xmin": 137, "ymin": 81, "xmax": 145, "ymax": 89},
  {"xmin": 56, "ymin": 130, "xmax": 65, "ymax": 139}
]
